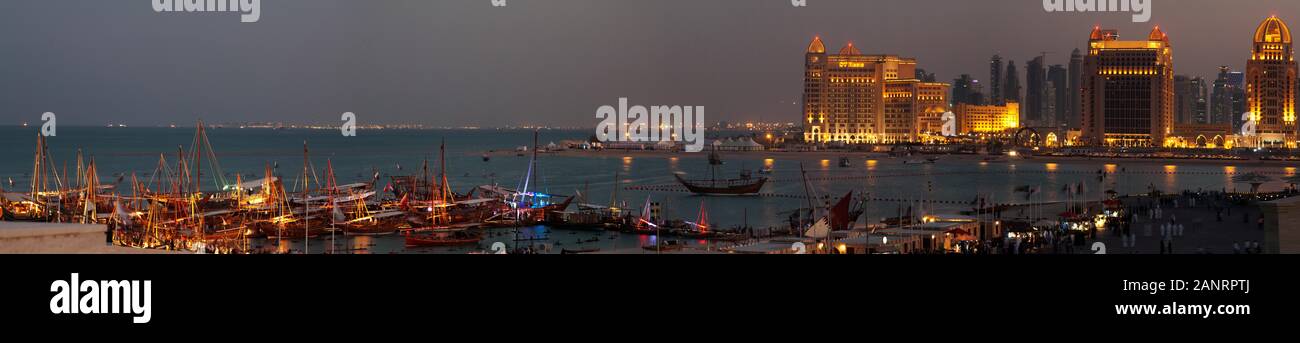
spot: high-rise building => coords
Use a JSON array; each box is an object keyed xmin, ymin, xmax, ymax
[
  {"xmin": 970, "ymin": 79, "xmax": 987, "ymax": 106},
  {"xmin": 955, "ymin": 102, "xmax": 1020, "ymax": 134},
  {"xmin": 1081, "ymin": 26, "xmax": 1175, "ymax": 147},
  {"xmin": 1212, "ymin": 66, "xmax": 1247, "ymax": 126},
  {"xmin": 1193, "ymin": 77, "xmax": 1209, "ymax": 124},
  {"xmin": 1026, "ymin": 56, "xmax": 1047, "ymax": 125},
  {"xmin": 990, "ymin": 55, "xmax": 1004, "ymax": 105},
  {"xmin": 1246, "ymin": 16, "xmax": 1298, "ymax": 147},
  {"xmin": 1172, "ymin": 76, "xmax": 1208, "ymax": 124},
  {"xmin": 801, "ymin": 37, "xmax": 950, "ymax": 144},
  {"xmin": 1212, "ymin": 67, "xmax": 1231, "ymax": 125},
  {"xmin": 1048, "ymin": 64, "xmax": 1069, "ymax": 127},
  {"xmin": 1068, "ymin": 49, "xmax": 1084, "ymax": 129},
  {"xmin": 1230, "ymin": 71, "xmax": 1247, "ymax": 127},
  {"xmin": 952, "ymin": 74, "xmax": 978, "ymax": 106},
  {"xmin": 916, "ymin": 68, "xmax": 937, "ymax": 82},
  {"xmin": 1004, "ymin": 60, "xmax": 1022, "ymax": 106},
  {"xmin": 1175, "ymin": 75, "xmax": 1197, "ymax": 124}
]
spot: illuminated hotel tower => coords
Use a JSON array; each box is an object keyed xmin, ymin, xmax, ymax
[
  {"xmin": 802, "ymin": 37, "xmax": 950, "ymax": 144},
  {"xmin": 1246, "ymin": 16, "xmax": 1297, "ymax": 147},
  {"xmin": 1081, "ymin": 26, "xmax": 1175, "ymax": 147}
]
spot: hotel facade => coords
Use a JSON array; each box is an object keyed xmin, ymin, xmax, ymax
[
  {"xmin": 1245, "ymin": 16, "xmax": 1298, "ymax": 148},
  {"xmin": 1081, "ymin": 27, "xmax": 1175, "ymax": 147},
  {"xmin": 954, "ymin": 102, "xmax": 1020, "ymax": 134},
  {"xmin": 802, "ymin": 37, "xmax": 950, "ymax": 144}
]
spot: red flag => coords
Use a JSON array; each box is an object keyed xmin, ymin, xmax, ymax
[{"xmin": 830, "ymin": 191, "xmax": 853, "ymax": 230}]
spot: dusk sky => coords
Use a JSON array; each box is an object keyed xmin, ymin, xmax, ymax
[{"xmin": 3, "ymin": 0, "xmax": 1300, "ymax": 127}]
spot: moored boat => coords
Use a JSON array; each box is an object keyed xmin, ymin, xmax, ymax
[{"xmin": 673, "ymin": 172, "xmax": 767, "ymax": 195}]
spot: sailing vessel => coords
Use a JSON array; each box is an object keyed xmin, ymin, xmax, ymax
[
  {"xmin": 404, "ymin": 140, "xmax": 488, "ymax": 246},
  {"xmin": 673, "ymin": 150, "xmax": 766, "ymax": 195}
]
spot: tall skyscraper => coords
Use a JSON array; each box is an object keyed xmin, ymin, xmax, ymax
[
  {"xmin": 1193, "ymin": 77, "xmax": 1209, "ymax": 124},
  {"xmin": 1212, "ymin": 67, "xmax": 1231, "ymax": 125},
  {"xmin": 1025, "ymin": 56, "xmax": 1046, "ymax": 125},
  {"xmin": 1212, "ymin": 66, "xmax": 1246, "ymax": 126},
  {"xmin": 1068, "ymin": 49, "xmax": 1084, "ymax": 129},
  {"xmin": 1048, "ymin": 64, "xmax": 1069, "ymax": 127},
  {"xmin": 1004, "ymin": 60, "xmax": 1022, "ymax": 106},
  {"xmin": 952, "ymin": 74, "xmax": 978, "ymax": 106},
  {"xmin": 1230, "ymin": 71, "xmax": 1247, "ymax": 126},
  {"xmin": 916, "ymin": 68, "xmax": 937, "ymax": 82},
  {"xmin": 1174, "ymin": 75, "xmax": 1208, "ymax": 124},
  {"xmin": 990, "ymin": 55, "xmax": 1004, "ymax": 105},
  {"xmin": 1246, "ymin": 16, "xmax": 1298, "ymax": 147},
  {"xmin": 1081, "ymin": 26, "xmax": 1175, "ymax": 147},
  {"xmin": 801, "ymin": 37, "xmax": 950, "ymax": 144}
]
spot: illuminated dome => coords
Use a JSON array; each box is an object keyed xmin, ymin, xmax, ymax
[
  {"xmin": 806, "ymin": 36, "xmax": 826, "ymax": 54},
  {"xmin": 838, "ymin": 42, "xmax": 862, "ymax": 55},
  {"xmin": 1148, "ymin": 26, "xmax": 1168, "ymax": 41},
  {"xmin": 1089, "ymin": 26, "xmax": 1103, "ymax": 40},
  {"xmin": 1255, "ymin": 16, "xmax": 1291, "ymax": 43}
]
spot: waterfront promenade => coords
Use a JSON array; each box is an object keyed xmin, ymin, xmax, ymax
[{"xmin": 1078, "ymin": 195, "xmax": 1267, "ymax": 254}]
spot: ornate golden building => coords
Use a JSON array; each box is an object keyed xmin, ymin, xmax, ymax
[
  {"xmin": 954, "ymin": 102, "xmax": 1020, "ymax": 134},
  {"xmin": 802, "ymin": 37, "xmax": 950, "ymax": 144},
  {"xmin": 1080, "ymin": 27, "xmax": 1175, "ymax": 147},
  {"xmin": 1245, "ymin": 16, "xmax": 1297, "ymax": 148}
]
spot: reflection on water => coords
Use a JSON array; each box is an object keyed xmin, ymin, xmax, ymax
[
  {"xmin": 866, "ymin": 159, "xmax": 878, "ymax": 170},
  {"xmin": 351, "ymin": 235, "xmax": 372, "ymax": 254},
  {"xmin": 275, "ymin": 239, "xmax": 292, "ymax": 254},
  {"xmin": 1164, "ymin": 165, "xmax": 1178, "ymax": 191}
]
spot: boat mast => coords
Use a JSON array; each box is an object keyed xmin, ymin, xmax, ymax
[
  {"xmin": 326, "ymin": 159, "xmax": 335, "ymax": 254},
  {"xmin": 302, "ymin": 140, "xmax": 309, "ymax": 254},
  {"xmin": 194, "ymin": 120, "xmax": 202, "ymax": 197},
  {"xmin": 610, "ymin": 171, "xmax": 619, "ymax": 210},
  {"xmin": 30, "ymin": 134, "xmax": 42, "ymax": 219}
]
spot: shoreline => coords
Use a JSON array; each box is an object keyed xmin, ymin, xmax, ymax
[{"xmin": 485, "ymin": 148, "xmax": 1300, "ymax": 167}]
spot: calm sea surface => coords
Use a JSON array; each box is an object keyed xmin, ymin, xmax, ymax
[{"xmin": 1, "ymin": 126, "xmax": 1295, "ymax": 253}]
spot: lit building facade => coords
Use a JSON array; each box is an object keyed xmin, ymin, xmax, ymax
[
  {"xmin": 1081, "ymin": 27, "xmax": 1175, "ymax": 147},
  {"xmin": 954, "ymin": 102, "xmax": 1020, "ymax": 134},
  {"xmin": 1245, "ymin": 16, "xmax": 1298, "ymax": 148},
  {"xmin": 802, "ymin": 37, "xmax": 950, "ymax": 143}
]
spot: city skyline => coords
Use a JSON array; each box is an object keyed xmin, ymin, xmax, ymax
[{"xmin": 4, "ymin": 0, "xmax": 1300, "ymax": 127}]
